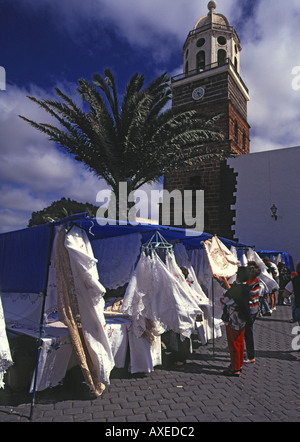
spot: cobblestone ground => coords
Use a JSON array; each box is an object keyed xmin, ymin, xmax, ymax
[{"xmin": 0, "ymin": 305, "xmax": 299, "ymax": 423}]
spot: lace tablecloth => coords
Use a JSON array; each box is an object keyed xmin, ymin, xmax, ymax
[{"xmin": 6, "ymin": 315, "xmax": 161, "ymax": 392}]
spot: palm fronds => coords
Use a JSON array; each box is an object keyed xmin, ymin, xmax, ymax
[{"xmin": 19, "ymin": 69, "xmax": 225, "ymax": 198}]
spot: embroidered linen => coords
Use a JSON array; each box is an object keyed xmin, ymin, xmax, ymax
[
  {"xmin": 0, "ymin": 296, "xmax": 13, "ymax": 388},
  {"xmin": 91, "ymin": 233, "xmax": 142, "ymax": 289},
  {"xmin": 187, "ymin": 247, "xmax": 224, "ymax": 340},
  {"xmin": 55, "ymin": 226, "xmax": 114, "ymax": 396},
  {"xmin": 122, "ymin": 251, "xmax": 202, "ymax": 341},
  {"xmin": 173, "ymin": 243, "xmax": 209, "ymax": 306},
  {"xmin": 203, "ymin": 236, "xmax": 239, "ymax": 278}
]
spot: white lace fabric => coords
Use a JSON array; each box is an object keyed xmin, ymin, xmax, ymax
[
  {"xmin": 0, "ymin": 297, "xmax": 13, "ymax": 388},
  {"xmin": 55, "ymin": 226, "xmax": 115, "ymax": 395},
  {"xmin": 202, "ymin": 236, "xmax": 240, "ymax": 278},
  {"xmin": 122, "ymin": 251, "xmax": 203, "ymax": 341},
  {"xmin": 247, "ymin": 249, "xmax": 279, "ymax": 293}
]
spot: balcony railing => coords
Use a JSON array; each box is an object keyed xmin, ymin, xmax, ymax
[
  {"xmin": 171, "ymin": 58, "xmax": 249, "ymax": 94},
  {"xmin": 183, "ymin": 23, "xmax": 241, "ymax": 49}
]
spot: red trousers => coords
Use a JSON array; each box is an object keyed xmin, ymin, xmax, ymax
[{"xmin": 225, "ymin": 325, "xmax": 245, "ymax": 371}]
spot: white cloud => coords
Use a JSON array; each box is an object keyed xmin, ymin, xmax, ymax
[
  {"xmin": 0, "ymin": 186, "xmax": 47, "ymax": 212},
  {"xmin": 240, "ymin": 0, "xmax": 300, "ymax": 152},
  {"xmin": 0, "ymin": 209, "xmax": 31, "ymax": 233},
  {"xmin": 0, "ymin": 84, "xmax": 106, "ymax": 232},
  {"xmin": 2, "ymin": 0, "xmax": 300, "ymax": 233}
]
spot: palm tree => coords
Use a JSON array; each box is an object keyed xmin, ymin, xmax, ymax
[{"xmin": 20, "ymin": 69, "xmax": 224, "ymax": 219}]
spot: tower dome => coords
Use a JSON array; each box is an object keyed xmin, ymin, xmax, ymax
[
  {"xmin": 194, "ymin": 1, "xmax": 230, "ymax": 30},
  {"xmin": 182, "ymin": 1, "xmax": 242, "ymax": 76}
]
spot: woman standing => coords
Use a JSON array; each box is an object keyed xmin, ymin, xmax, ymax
[{"xmin": 218, "ymin": 267, "xmax": 250, "ymax": 377}]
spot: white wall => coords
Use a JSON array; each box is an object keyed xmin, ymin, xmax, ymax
[{"xmin": 227, "ymin": 146, "xmax": 300, "ymax": 264}]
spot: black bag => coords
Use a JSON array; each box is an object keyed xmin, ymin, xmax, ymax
[{"xmin": 221, "ymin": 305, "xmax": 229, "ymax": 322}]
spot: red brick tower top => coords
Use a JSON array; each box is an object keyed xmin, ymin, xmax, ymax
[
  {"xmin": 171, "ymin": 0, "xmax": 250, "ymax": 155},
  {"xmin": 162, "ymin": 2, "xmax": 250, "ymax": 237}
]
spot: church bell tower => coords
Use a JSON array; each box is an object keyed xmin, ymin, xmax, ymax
[{"xmin": 162, "ymin": 1, "xmax": 250, "ymax": 238}]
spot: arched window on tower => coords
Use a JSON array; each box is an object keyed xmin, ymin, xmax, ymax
[
  {"xmin": 234, "ymin": 121, "xmax": 239, "ymax": 144},
  {"xmin": 218, "ymin": 49, "xmax": 227, "ymax": 66},
  {"xmin": 185, "ymin": 61, "xmax": 189, "ymax": 75},
  {"xmin": 196, "ymin": 51, "xmax": 206, "ymax": 72},
  {"xmin": 242, "ymin": 131, "xmax": 247, "ymax": 151},
  {"xmin": 234, "ymin": 57, "xmax": 238, "ymax": 72}
]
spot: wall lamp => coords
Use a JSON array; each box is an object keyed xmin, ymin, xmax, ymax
[{"xmin": 270, "ymin": 204, "xmax": 278, "ymax": 221}]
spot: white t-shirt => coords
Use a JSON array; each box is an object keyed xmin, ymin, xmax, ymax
[{"xmin": 285, "ymin": 280, "xmax": 293, "ymax": 294}]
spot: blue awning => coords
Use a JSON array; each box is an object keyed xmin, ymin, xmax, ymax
[
  {"xmin": 256, "ymin": 250, "xmax": 295, "ymax": 271},
  {"xmin": 0, "ymin": 213, "xmax": 254, "ymax": 294},
  {"xmin": 0, "ymin": 223, "xmax": 54, "ymax": 293}
]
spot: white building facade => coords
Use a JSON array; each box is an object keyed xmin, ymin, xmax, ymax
[{"xmin": 227, "ymin": 146, "xmax": 300, "ymax": 264}]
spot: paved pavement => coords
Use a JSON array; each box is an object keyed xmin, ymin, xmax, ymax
[{"xmin": 0, "ymin": 305, "xmax": 299, "ymax": 423}]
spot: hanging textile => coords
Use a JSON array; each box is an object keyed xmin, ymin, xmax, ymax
[
  {"xmin": 0, "ymin": 295, "xmax": 13, "ymax": 388},
  {"xmin": 247, "ymin": 249, "xmax": 279, "ymax": 293},
  {"xmin": 173, "ymin": 243, "xmax": 209, "ymax": 306},
  {"xmin": 203, "ymin": 236, "xmax": 239, "ymax": 278},
  {"xmin": 54, "ymin": 226, "xmax": 114, "ymax": 396},
  {"xmin": 188, "ymin": 248, "xmax": 210, "ymax": 294},
  {"xmin": 122, "ymin": 251, "xmax": 202, "ymax": 341},
  {"xmin": 45, "ymin": 231, "xmax": 59, "ymax": 317},
  {"xmin": 239, "ymin": 252, "xmax": 248, "ymax": 267},
  {"xmin": 230, "ymin": 246, "xmax": 248, "ymax": 267},
  {"xmin": 188, "ymin": 245, "xmax": 225, "ymax": 340},
  {"xmin": 91, "ymin": 233, "xmax": 142, "ymax": 290}
]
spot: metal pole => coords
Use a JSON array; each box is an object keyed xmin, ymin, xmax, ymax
[
  {"xmin": 29, "ymin": 222, "xmax": 55, "ymax": 421},
  {"xmin": 212, "ymin": 276, "xmax": 215, "ymax": 357}
]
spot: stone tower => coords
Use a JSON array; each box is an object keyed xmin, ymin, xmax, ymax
[{"xmin": 162, "ymin": 1, "xmax": 250, "ymax": 238}]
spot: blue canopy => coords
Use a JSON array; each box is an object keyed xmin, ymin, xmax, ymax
[
  {"xmin": 0, "ymin": 213, "xmax": 254, "ymax": 294},
  {"xmin": 63, "ymin": 214, "xmax": 254, "ymax": 250},
  {"xmin": 256, "ymin": 250, "xmax": 295, "ymax": 271},
  {"xmin": 0, "ymin": 223, "xmax": 54, "ymax": 293}
]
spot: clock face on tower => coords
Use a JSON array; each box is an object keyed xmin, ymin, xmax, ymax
[{"xmin": 192, "ymin": 86, "xmax": 205, "ymax": 101}]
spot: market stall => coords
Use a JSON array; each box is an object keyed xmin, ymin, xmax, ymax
[{"xmin": 0, "ymin": 213, "xmax": 254, "ymax": 418}]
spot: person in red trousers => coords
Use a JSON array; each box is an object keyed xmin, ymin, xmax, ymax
[{"xmin": 217, "ymin": 267, "xmax": 251, "ymax": 377}]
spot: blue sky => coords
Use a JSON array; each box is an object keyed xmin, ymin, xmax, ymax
[{"xmin": 0, "ymin": 0, "xmax": 300, "ymax": 233}]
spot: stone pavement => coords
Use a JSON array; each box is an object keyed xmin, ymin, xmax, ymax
[{"xmin": 0, "ymin": 305, "xmax": 299, "ymax": 423}]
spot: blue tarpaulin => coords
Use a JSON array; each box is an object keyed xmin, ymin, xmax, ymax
[
  {"xmin": 256, "ymin": 250, "xmax": 295, "ymax": 271},
  {"xmin": 0, "ymin": 223, "xmax": 54, "ymax": 293},
  {"xmin": 0, "ymin": 213, "xmax": 254, "ymax": 294}
]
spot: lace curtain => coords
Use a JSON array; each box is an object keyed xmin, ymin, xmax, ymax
[
  {"xmin": 54, "ymin": 226, "xmax": 114, "ymax": 396},
  {"xmin": 122, "ymin": 251, "xmax": 202, "ymax": 342}
]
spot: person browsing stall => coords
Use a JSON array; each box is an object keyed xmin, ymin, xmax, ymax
[{"xmin": 217, "ymin": 267, "xmax": 250, "ymax": 377}]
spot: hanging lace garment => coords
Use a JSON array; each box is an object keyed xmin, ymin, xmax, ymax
[
  {"xmin": 45, "ymin": 231, "xmax": 59, "ymax": 318},
  {"xmin": 173, "ymin": 243, "xmax": 209, "ymax": 306},
  {"xmin": 188, "ymin": 247, "xmax": 223, "ymax": 339},
  {"xmin": 188, "ymin": 248, "xmax": 209, "ymax": 294},
  {"xmin": 122, "ymin": 251, "xmax": 202, "ymax": 342},
  {"xmin": 0, "ymin": 295, "xmax": 13, "ymax": 388},
  {"xmin": 230, "ymin": 246, "xmax": 238, "ymax": 260},
  {"xmin": 202, "ymin": 236, "xmax": 239, "ymax": 278},
  {"xmin": 54, "ymin": 226, "xmax": 114, "ymax": 396},
  {"xmin": 247, "ymin": 249, "xmax": 279, "ymax": 293},
  {"xmin": 91, "ymin": 233, "xmax": 142, "ymax": 290},
  {"xmin": 239, "ymin": 251, "xmax": 248, "ymax": 267}
]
